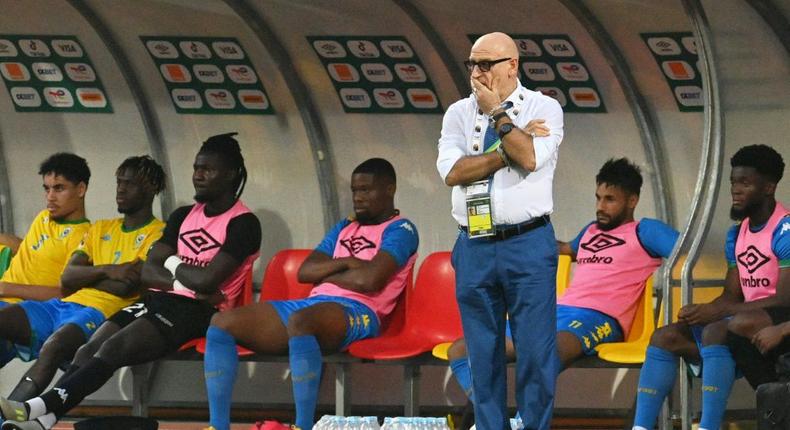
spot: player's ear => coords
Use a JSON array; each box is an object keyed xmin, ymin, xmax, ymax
[
  {"xmin": 77, "ymin": 181, "xmax": 87, "ymax": 198},
  {"xmin": 627, "ymin": 193, "xmax": 639, "ymax": 210}
]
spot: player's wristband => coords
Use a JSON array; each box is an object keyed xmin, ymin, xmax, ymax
[
  {"xmin": 164, "ymin": 255, "xmax": 183, "ymax": 276},
  {"xmin": 173, "ymin": 279, "xmax": 190, "ymax": 293}
]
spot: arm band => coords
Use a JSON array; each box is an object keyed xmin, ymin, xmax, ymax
[{"xmin": 164, "ymin": 255, "xmax": 183, "ymax": 276}]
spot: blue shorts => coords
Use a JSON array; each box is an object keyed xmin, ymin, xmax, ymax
[
  {"xmin": 17, "ymin": 298, "xmax": 105, "ymax": 361},
  {"xmin": 556, "ymin": 305, "xmax": 624, "ymax": 355},
  {"xmin": 503, "ymin": 305, "xmax": 623, "ymax": 355},
  {"xmin": 269, "ymin": 295, "xmax": 380, "ymax": 350}
]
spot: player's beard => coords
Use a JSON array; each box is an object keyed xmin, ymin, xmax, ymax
[
  {"xmin": 596, "ymin": 211, "xmax": 627, "ymax": 231},
  {"xmin": 730, "ymin": 200, "xmax": 759, "ymax": 221}
]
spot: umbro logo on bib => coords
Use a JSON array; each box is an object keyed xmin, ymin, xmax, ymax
[
  {"xmin": 737, "ymin": 245, "xmax": 770, "ymax": 274},
  {"xmin": 581, "ymin": 233, "xmax": 625, "ymax": 253},
  {"xmin": 340, "ymin": 236, "xmax": 376, "ymax": 255},
  {"xmin": 179, "ymin": 228, "xmax": 221, "ymax": 255}
]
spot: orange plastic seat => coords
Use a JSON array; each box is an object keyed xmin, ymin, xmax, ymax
[{"xmin": 348, "ymin": 252, "xmax": 460, "ymax": 360}]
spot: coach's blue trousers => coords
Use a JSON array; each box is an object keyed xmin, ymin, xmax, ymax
[{"xmin": 452, "ymin": 222, "xmax": 559, "ymax": 430}]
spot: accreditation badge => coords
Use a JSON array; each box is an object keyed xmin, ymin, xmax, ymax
[{"xmin": 465, "ymin": 179, "xmax": 494, "ymax": 238}]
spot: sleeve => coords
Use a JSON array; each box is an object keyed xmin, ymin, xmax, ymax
[
  {"xmin": 159, "ymin": 206, "xmax": 192, "ymax": 249},
  {"xmin": 531, "ymin": 96, "xmax": 564, "ymax": 172},
  {"xmin": 219, "ymin": 213, "xmax": 262, "ymax": 263},
  {"xmin": 314, "ymin": 219, "xmax": 350, "ymax": 256},
  {"xmin": 725, "ymin": 224, "xmax": 739, "ymax": 267},
  {"xmin": 436, "ymin": 102, "xmax": 469, "ymax": 182},
  {"xmin": 636, "ymin": 218, "xmax": 680, "ymax": 258},
  {"xmin": 61, "ymin": 223, "xmax": 91, "ymax": 273},
  {"xmin": 772, "ymin": 216, "xmax": 790, "ymax": 267},
  {"xmin": 73, "ymin": 224, "xmax": 96, "ymax": 261},
  {"xmin": 139, "ymin": 222, "xmax": 165, "ymax": 261},
  {"xmin": 380, "ymin": 219, "xmax": 419, "ymax": 267},
  {"xmin": 569, "ymin": 222, "xmax": 594, "ymax": 254}
]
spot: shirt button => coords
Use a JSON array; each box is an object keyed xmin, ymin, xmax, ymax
[
  {"xmin": 475, "ymin": 125, "xmax": 481, "ymax": 132},
  {"xmin": 473, "ymin": 144, "xmax": 479, "ymax": 151},
  {"xmin": 478, "ymin": 109, "xmax": 483, "ymax": 115},
  {"xmin": 513, "ymin": 109, "xmax": 519, "ymax": 116}
]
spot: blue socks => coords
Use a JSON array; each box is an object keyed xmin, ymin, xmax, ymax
[
  {"xmin": 290, "ymin": 335, "xmax": 322, "ymax": 430},
  {"xmin": 205, "ymin": 326, "xmax": 239, "ymax": 430},
  {"xmin": 449, "ymin": 358, "xmax": 475, "ymax": 402},
  {"xmin": 633, "ymin": 346, "xmax": 678, "ymax": 429},
  {"xmin": 699, "ymin": 345, "xmax": 736, "ymax": 430}
]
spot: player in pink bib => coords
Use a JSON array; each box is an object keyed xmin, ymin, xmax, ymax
[
  {"xmin": 633, "ymin": 145, "xmax": 789, "ymax": 430},
  {"xmin": 445, "ymin": 158, "xmax": 678, "ymax": 413},
  {"xmin": 202, "ymin": 158, "xmax": 418, "ymax": 430},
  {"xmin": 0, "ymin": 133, "xmax": 262, "ymax": 430}
]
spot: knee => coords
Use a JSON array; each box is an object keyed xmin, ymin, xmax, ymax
[
  {"xmin": 650, "ymin": 325, "xmax": 688, "ymax": 352},
  {"xmin": 72, "ymin": 341, "xmax": 96, "ymax": 365},
  {"xmin": 728, "ymin": 311, "xmax": 764, "ymax": 338},
  {"xmin": 447, "ymin": 339, "xmax": 468, "ymax": 362},
  {"xmin": 701, "ymin": 321, "xmax": 729, "ymax": 346},
  {"xmin": 210, "ymin": 311, "xmax": 234, "ymax": 332},
  {"xmin": 286, "ymin": 311, "xmax": 318, "ymax": 338},
  {"xmin": 36, "ymin": 340, "xmax": 72, "ymax": 367}
]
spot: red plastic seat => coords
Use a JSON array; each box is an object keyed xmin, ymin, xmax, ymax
[
  {"xmin": 348, "ymin": 252, "xmax": 460, "ymax": 360},
  {"xmin": 196, "ymin": 249, "xmax": 313, "ymax": 355},
  {"xmin": 260, "ymin": 249, "xmax": 314, "ymax": 301}
]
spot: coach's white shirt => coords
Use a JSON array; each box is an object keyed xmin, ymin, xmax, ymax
[{"xmin": 437, "ymin": 81, "xmax": 564, "ymax": 226}]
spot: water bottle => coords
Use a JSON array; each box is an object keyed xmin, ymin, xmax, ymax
[{"xmin": 360, "ymin": 416, "xmax": 380, "ymax": 430}]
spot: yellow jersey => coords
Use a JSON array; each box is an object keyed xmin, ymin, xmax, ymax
[
  {"xmin": 62, "ymin": 217, "xmax": 164, "ymax": 317},
  {"xmin": 1, "ymin": 210, "xmax": 90, "ymax": 304}
]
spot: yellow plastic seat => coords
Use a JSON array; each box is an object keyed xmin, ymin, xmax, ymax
[
  {"xmin": 431, "ymin": 254, "xmax": 573, "ymax": 360},
  {"xmin": 594, "ymin": 276, "xmax": 655, "ymax": 364},
  {"xmin": 594, "ymin": 281, "xmax": 725, "ymax": 364}
]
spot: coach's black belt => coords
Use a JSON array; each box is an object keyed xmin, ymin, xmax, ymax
[{"xmin": 459, "ymin": 215, "xmax": 550, "ymax": 241}]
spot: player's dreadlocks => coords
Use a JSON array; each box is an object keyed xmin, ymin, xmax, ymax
[
  {"xmin": 116, "ymin": 155, "xmax": 166, "ymax": 195},
  {"xmin": 199, "ymin": 132, "xmax": 247, "ymax": 199}
]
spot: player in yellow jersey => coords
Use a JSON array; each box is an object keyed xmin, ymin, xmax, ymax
[
  {"xmin": 0, "ymin": 154, "xmax": 91, "ymax": 369},
  {"xmin": 0, "ymin": 156, "xmax": 166, "ymax": 407}
]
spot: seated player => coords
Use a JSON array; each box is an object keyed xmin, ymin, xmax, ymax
[
  {"xmin": 0, "ymin": 153, "xmax": 92, "ymax": 370},
  {"xmin": 0, "ymin": 156, "xmax": 166, "ymax": 407},
  {"xmin": 202, "ymin": 158, "xmax": 418, "ymax": 430},
  {"xmin": 0, "ymin": 133, "xmax": 261, "ymax": 430},
  {"xmin": 446, "ymin": 158, "xmax": 678, "ymax": 404},
  {"xmin": 632, "ymin": 145, "xmax": 788, "ymax": 430},
  {"xmin": 727, "ymin": 307, "xmax": 790, "ymax": 388}
]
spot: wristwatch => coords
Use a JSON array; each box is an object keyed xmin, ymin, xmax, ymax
[{"xmin": 498, "ymin": 122, "xmax": 515, "ymax": 139}]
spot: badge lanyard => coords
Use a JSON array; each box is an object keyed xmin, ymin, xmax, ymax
[{"xmin": 464, "ymin": 88, "xmax": 527, "ymax": 239}]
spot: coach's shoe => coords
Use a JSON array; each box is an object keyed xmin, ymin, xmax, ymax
[
  {"xmin": 0, "ymin": 398, "xmax": 27, "ymax": 422},
  {"xmin": 0, "ymin": 420, "xmax": 45, "ymax": 430}
]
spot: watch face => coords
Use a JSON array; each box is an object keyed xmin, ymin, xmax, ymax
[{"xmin": 499, "ymin": 123, "xmax": 515, "ymax": 137}]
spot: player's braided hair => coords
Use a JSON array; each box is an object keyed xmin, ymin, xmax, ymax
[
  {"xmin": 596, "ymin": 158, "xmax": 643, "ymax": 196},
  {"xmin": 199, "ymin": 132, "xmax": 247, "ymax": 199},
  {"xmin": 116, "ymin": 155, "xmax": 166, "ymax": 195},
  {"xmin": 39, "ymin": 152, "xmax": 91, "ymax": 185},
  {"xmin": 731, "ymin": 144, "xmax": 784, "ymax": 184}
]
